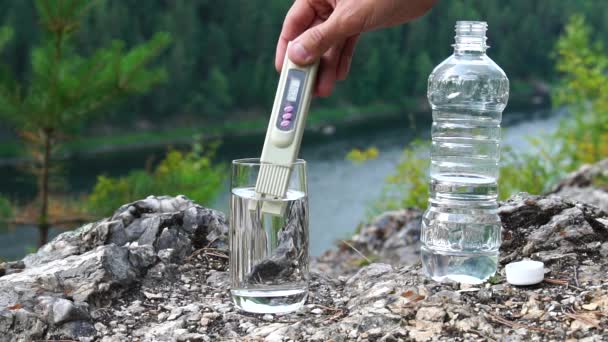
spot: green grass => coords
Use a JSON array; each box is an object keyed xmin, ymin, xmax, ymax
[{"xmin": 0, "ymin": 103, "xmax": 401, "ymax": 159}]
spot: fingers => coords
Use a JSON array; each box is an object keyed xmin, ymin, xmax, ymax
[
  {"xmin": 288, "ymin": 10, "xmax": 360, "ymax": 66},
  {"xmin": 315, "ymin": 40, "xmax": 346, "ymax": 97},
  {"xmin": 337, "ymin": 34, "xmax": 359, "ymax": 81},
  {"xmin": 276, "ymin": 0, "xmax": 316, "ymax": 71}
]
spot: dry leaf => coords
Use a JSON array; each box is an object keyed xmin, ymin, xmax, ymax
[
  {"xmin": 402, "ymin": 290, "xmax": 415, "ymax": 298},
  {"xmin": 414, "ymin": 295, "xmax": 426, "ymax": 302},
  {"xmin": 8, "ymin": 303, "xmax": 22, "ymax": 310},
  {"xmin": 594, "ymin": 294, "xmax": 608, "ymax": 313},
  {"xmin": 566, "ymin": 312, "xmax": 600, "ymax": 332},
  {"xmin": 582, "ymin": 303, "xmax": 598, "ymax": 311}
]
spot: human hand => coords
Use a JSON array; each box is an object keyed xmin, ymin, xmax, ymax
[{"xmin": 276, "ymin": 0, "xmax": 436, "ymax": 97}]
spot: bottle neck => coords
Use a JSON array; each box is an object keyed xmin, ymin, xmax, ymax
[{"xmin": 453, "ymin": 21, "xmax": 488, "ymax": 55}]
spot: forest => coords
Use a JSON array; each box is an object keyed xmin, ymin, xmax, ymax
[{"xmin": 0, "ymin": 0, "xmax": 607, "ymax": 135}]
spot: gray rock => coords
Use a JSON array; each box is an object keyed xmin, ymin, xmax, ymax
[
  {"xmin": 51, "ymin": 298, "xmax": 89, "ymax": 325},
  {"xmin": 3, "ymin": 169, "xmax": 608, "ymax": 341},
  {"xmin": 499, "ymin": 193, "xmax": 608, "ymax": 263},
  {"xmin": 553, "ymin": 187, "xmax": 608, "ymax": 212},
  {"xmin": 157, "ymin": 227, "xmax": 192, "ymax": 261},
  {"xmin": 346, "ymin": 263, "xmax": 393, "ymax": 288},
  {"xmin": 53, "ymin": 320, "xmax": 96, "ymax": 339},
  {"xmin": 0, "ymin": 245, "xmax": 135, "ymax": 309},
  {"xmin": 551, "ymin": 158, "xmax": 608, "ymax": 212},
  {"xmin": 315, "ymin": 209, "xmax": 421, "ymax": 277},
  {"xmin": 246, "ymin": 200, "xmax": 308, "ymax": 285},
  {"xmin": 0, "ymin": 195, "xmax": 227, "ymax": 341},
  {"xmin": 0, "ymin": 310, "xmax": 14, "ymax": 335},
  {"xmin": 11, "ymin": 309, "xmax": 47, "ymax": 342},
  {"xmin": 133, "ymin": 318, "xmax": 185, "ymax": 341},
  {"xmin": 128, "ymin": 243, "xmax": 157, "ymax": 268},
  {"xmin": 415, "ymin": 306, "xmax": 446, "ymax": 322}
]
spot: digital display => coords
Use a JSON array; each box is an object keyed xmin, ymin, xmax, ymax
[{"xmin": 286, "ymin": 78, "xmax": 301, "ymax": 102}]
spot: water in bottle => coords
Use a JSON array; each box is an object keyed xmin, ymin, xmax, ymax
[{"xmin": 421, "ymin": 21, "xmax": 509, "ymax": 284}]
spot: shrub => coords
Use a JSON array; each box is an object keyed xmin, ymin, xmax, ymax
[
  {"xmin": 88, "ymin": 142, "xmax": 225, "ymax": 216},
  {"xmin": 368, "ymin": 141, "xmax": 429, "ymax": 217},
  {"xmin": 0, "ymin": 196, "xmax": 12, "ymax": 223}
]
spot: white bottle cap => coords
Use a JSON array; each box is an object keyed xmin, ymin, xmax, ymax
[{"xmin": 505, "ymin": 260, "xmax": 545, "ymax": 286}]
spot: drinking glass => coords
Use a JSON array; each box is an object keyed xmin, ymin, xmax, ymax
[{"xmin": 229, "ymin": 158, "xmax": 309, "ymax": 314}]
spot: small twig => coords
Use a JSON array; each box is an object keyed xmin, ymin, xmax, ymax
[
  {"xmin": 204, "ymin": 251, "xmax": 229, "ymax": 259},
  {"xmin": 324, "ymin": 308, "xmax": 345, "ymax": 322},
  {"xmin": 203, "ymin": 247, "xmax": 226, "ymax": 252},
  {"xmin": 544, "ymin": 278, "xmax": 568, "ymax": 286},
  {"xmin": 488, "ymin": 312, "xmax": 552, "ymax": 333},
  {"xmin": 573, "ymin": 265, "xmax": 580, "ymax": 287},
  {"xmin": 545, "ymin": 278, "xmax": 584, "ymax": 291},
  {"xmin": 187, "ymin": 247, "xmax": 228, "ymax": 262},
  {"xmin": 340, "ymin": 240, "xmax": 371, "ymax": 264},
  {"xmin": 186, "ymin": 248, "xmax": 205, "ymax": 262},
  {"xmin": 205, "ymin": 236, "xmax": 219, "ymax": 248}
]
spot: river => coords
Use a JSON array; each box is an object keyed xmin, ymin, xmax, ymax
[{"xmin": 0, "ymin": 108, "xmax": 562, "ymax": 260}]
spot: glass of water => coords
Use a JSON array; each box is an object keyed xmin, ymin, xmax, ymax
[{"xmin": 229, "ymin": 158, "xmax": 309, "ymax": 314}]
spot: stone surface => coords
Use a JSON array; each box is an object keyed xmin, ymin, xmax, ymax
[
  {"xmin": 1, "ymin": 162, "xmax": 608, "ymax": 341},
  {"xmin": 551, "ymin": 158, "xmax": 608, "ymax": 212},
  {"xmin": 0, "ymin": 195, "xmax": 226, "ymax": 342},
  {"xmin": 315, "ymin": 208, "xmax": 422, "ymax": 277}
]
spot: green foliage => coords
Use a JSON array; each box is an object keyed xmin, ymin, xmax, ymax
[
  {"xmin": 188, "ymin": 66, "xmax": 233, "ymax": 116},
  {"xmin": 0, "ymin": 1, "xmax": 172, "ymax": 245},
  {"xmin": 370, "ymin": 141, "xmax": 430, "ymax": 216},
  {"xmin": 0, "ymin": 29, "xmax": 171, "ymax": 133},
  {"xmin": 500, "ymin": 15, "xmax": 608, "ymax": 197},
  {"xmin": 553, "ymin": 15, "xmax": 608, "ymax": 167},
  {"xmin": 0, "ymin": 196, "xmax": 12, "ymax": 222},
  {"xmin": 0, "ymin": 26, "xmax": 12, "ymax": 51},
  {"xmin": 498, "ymin": 148, "xmax": 556, "ymax": 200},
  {"xmin": 88, "ymin": 142, "xmax": 225, "ymax": 216},
  {"xmin": 346, "ymin": 147, "xmax": 379, "ymax": 164}
]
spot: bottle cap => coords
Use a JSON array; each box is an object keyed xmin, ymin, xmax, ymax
[{"xmin": 505, "ymin": 260, "xmax": 544, "ymax": 286}]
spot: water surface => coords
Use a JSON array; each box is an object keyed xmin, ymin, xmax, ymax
[{"xmin": 0, "ymin": 109, "xmax": 560, "ymax": 260}]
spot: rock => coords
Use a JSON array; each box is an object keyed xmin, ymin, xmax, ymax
[
  {"xmin": 0, "ymin": 310, "xmax": 13, "ymax": 335},
  {"xmin": 0, "ymin": 195, "xmax": 227, "ymax": 341},
  {"xmin": 133, "ymin": 318, "xmax": 186, "ymax": 341},
  {"xmin": 551, "ymin": 158, "xmax": 608, "ymax": 212},
  {"xmin": 346, "ymin": 263, "xmax": 393, "ymax": 289},
  {"xmin": 10, "ymin": 309, "xmax": 47, "ymax": 341},
  {"xmin": 315, "ymin": 209, "xmax": 421, "ymax": 276},
  {"xmin": 246, "ymin": 202, "xmax": 308, "ymax": 285},
  {"xmin": 3, "ymin": 163, "xmax": 608, "ymax": 341},
  {"xmin": 1, "ymin": 244, "xmax": 136, "ymax": 308},
  {"xmin": 54, "ymin": 320, "xmax": 96, "ymax": 339},
  {"xmin": 176, "ymin": 332, "xmax": 207, "ymax": 341},
  {"xmin": 499, "ymin": 193, "xmax": 608, "ymax": 264},
  {"xmin": 51, "ymin": 298, "xmax": 89, "ymax": 324},
  {"xmin": 415, "ymin": 307, "xmax": 445, "ymax": 322}
]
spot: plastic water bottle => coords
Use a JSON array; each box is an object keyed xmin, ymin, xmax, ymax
[{"xmin": 421, "ymin": 21, "xmax": 509, "ymax": 284}]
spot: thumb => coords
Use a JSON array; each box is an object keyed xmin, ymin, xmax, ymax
[{"xmin": 288, "ymin": 17, "xmax": 346, "ymax": 65}]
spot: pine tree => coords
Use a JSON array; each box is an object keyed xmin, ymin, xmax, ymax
[{"xmin": 0, "ymin": 0, "xmax": 171, "ymax": 246}]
